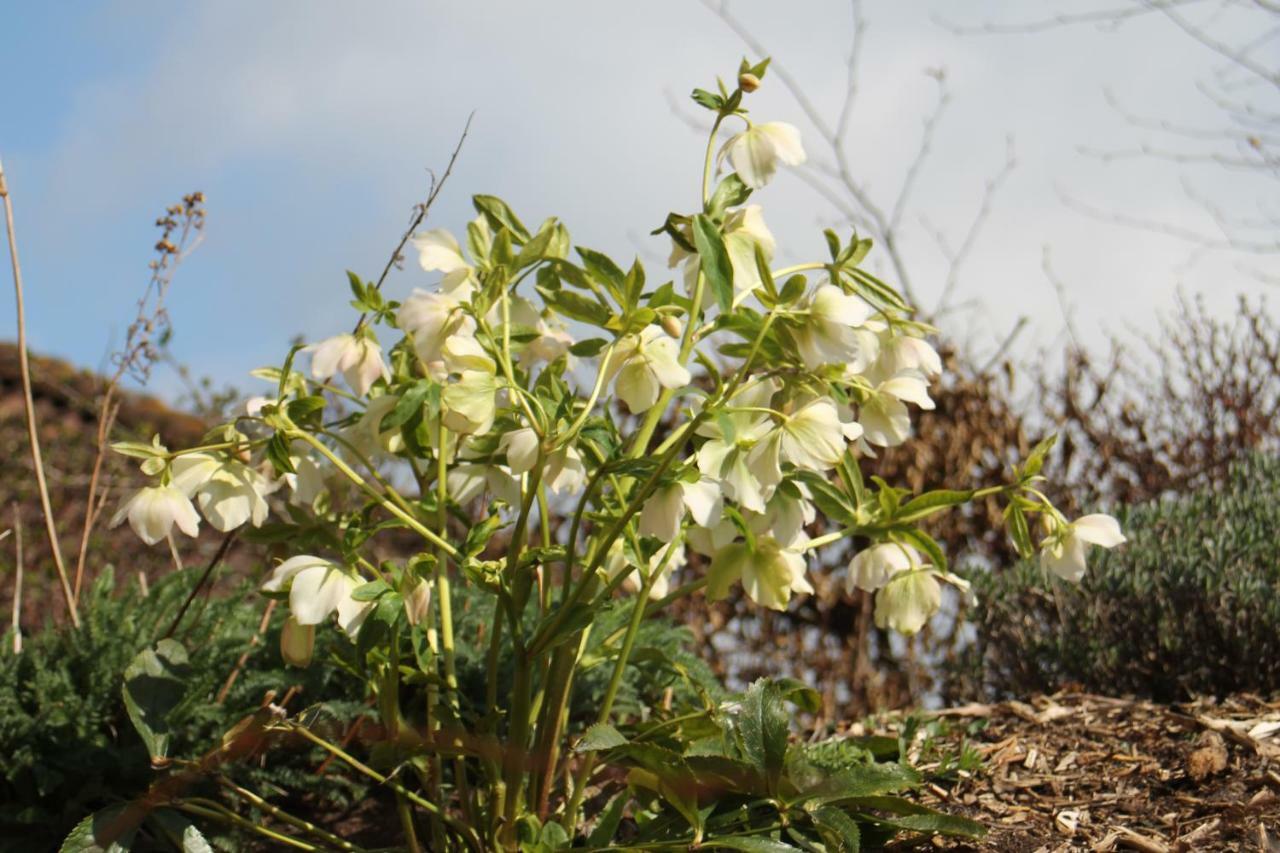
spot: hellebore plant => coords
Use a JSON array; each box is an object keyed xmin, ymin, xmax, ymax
[{"xmin": 106, "ymin": 59, "xmax": 1120, "ymax": 851}]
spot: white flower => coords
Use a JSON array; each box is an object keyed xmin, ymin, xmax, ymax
[
  {"xmin": 604, "ymin": 540, "xmax": 685, "ymax": 600},
  {"xmin": 307, "ymin": 333, "xmax": 389, "ymax": 396},
  {"xmin": 447, "ymin": 462, "xmax": 520, "ymax": 505},
  {"xmin": 543, "ymin": 445, "xmax": 587, "ymax": 495},
  {"xmin": 607, "ymin": 326, "xmax": 691, "ymax": 413},
  {"xmin": 344, "ymin": 394, "xmax": 406, "ymax": 458},
  {"xmin": 498, "ymin": 427, "xmax": 540, "ymax": 474},
  {"xmin": 857, "ymin": 374, "xmax": 935, "ymax": 449},
  {"xmin": 876, "ymin": 332, "xmax": 942, "ymax": 378},
  {"xmin": 874, "ymin": 568, "xmax": 943, "ymax": 636},
  {"xmin": 687, "ymin": 518, "xmax": 739, "ymax": 558},
  {"xmin": 509, "ymin": 297, "xmax": 575, "ymax": 368},
  {"xmin": 441, "ymin": 370, "xmax": 498, "ymax": 435},
  {"xmin": 171, "ymin": 452, "xmax": 277, "ymax": 532},
  {"xmin": 754, "ymin": 488, "xmax": 815, "ymax": 550},
  {"xmin": 285, "ymin": 452, "xmax": 328, "ymax": 508},
  {"xmin": 695, "ymin": 381, "xmax": 777, "ymax": 513},
  {"xmin": 748, "ymin": 399, "xmax": 849, "ymax": 489},
  {"xmin": 794, "ymin": 285, "xmax": 877, "ymax": 372},
  {"xmin": 707, "ymin": 535, "xmax": 812, "ymax": 611},
  {"xmin": 1039, "ymin": 513, "xmax": 1126, "ymax": 582},
  {"xmin": 262, "ymin": 555, "xmax": 372, "ymax": 639},
  {"xmin": 718, "ymin": 121, "xmax": 806, "ymax": 189},
  {"xmin": 638, "ymin": 478, "xmax": 723, "ymax": 542},
  {"xmin": 672, "ymin": 205, "xmax": 776, "ymax": 308},
  {"xmin": 846, "ymin": 542, "xmax": 921, "ymax": 593},
  {"xmin": 412, "ymin": 228, "xmax": 479, "ymax": 299},
  {"xmin": 397, "ymin": 288, "xmax": 476, "ymax": 372},
  {"xmin": 109, "ymin": 484, "xmax": 200, "ymax": 546}
]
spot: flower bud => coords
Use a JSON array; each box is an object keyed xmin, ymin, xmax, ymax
[
  {"xmin": 280, "ymin": 616, "xmax": 315, "ymax": 667},
  {"xmin": 660, "ymin": 315, "xmax": 683, "ymax": 339},
  {"xmin": 738, "ymin": 72, "xmax": 761, "ymax": 93},
  {"xmin": 403, "ymin": 577, "xmax": 432, "ymax": 627}
]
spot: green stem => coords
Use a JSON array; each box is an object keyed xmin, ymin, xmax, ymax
[
  {"xmin": 286, "ymin": 723, "xmax": 483, "ymax": 852},
  {"xmin": 217, "ymin": 777, "xmax": 364, "ymax": 852},
  {"xmin": 292, "ymin": 430, "xmax": 458, "ymax": 557},
  {"xmin": 176, "ymin": 801, "xmax": 316, "ymax": 851},
  {"xmin": 563, "ymin": 571, "xmax": 656, "ymax": 834}
]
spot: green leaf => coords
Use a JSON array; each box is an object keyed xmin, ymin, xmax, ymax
[
  {"xmin": 708, "ymin": 173, "xmax": 753, "ymax": 218},
  {"xmin": 109, "ymin": 441, "xmax": 165, "ymax": 460},
  {"xmin": 537, "ymin": 283, "xmax": 612, "ymax": 327},
  {"xmin": 1005, "ymin": 502, "xmax": 1034, "ymax": 559},
  {"xmin": 381, "ymin": 381, "xmax": 432, "ymax": 432},
  {"xmin": 285, "ymin": 394, "xmax": 327, "ymax": 424},
  {"xmin": 585, "ymin": 790, "xmax": 629, "ymax": 847},
  {"xmin": 738, "ymin": 678, "xmax": 789, "ymax": 794},
  {"xmin": 515, "ymin": 219, "xmax": 559, "ymax": 269},
  {"xmin": 692, "ymin": 214, "xmax": 735, "ymax": 314},
  {"xmin": 265, "ymin": 431, "xmax": 295, "ymax": 476},
  {"xmin": 149, "ymin": 810, "xmax": 214, "ymax": 853},
  {"xmin": 121, "ymin": 639, "xmax": 190, "ymax": 761},
  {"xmin": 691, "ymin": 88, "xmax": 725, "ymax": 111},
  {"xmin": 811, "ymin": 806, "xmax": 862, "ymax": 853},
  {"xmin": 800, "ymin": 763, "xmax": 920, "ymax": 804},
  {"xmin": 576, "ymin": 723, "xmax": 628, "ymax": 752},
  {"xmin": 859, "ymin": 809, "xmax": 985, "ymax": 839},
  {"xmin": 707, "ymin": 839, "xmax": 798, "ymax": 853},
  {"xmin": 473, "ymin": 194, "xmax": 531, "ymax": 242},
  {"xmin": 1023, "ymin": 433, "xmax": 1057, "ymax": 479},
  {"xmin": 569, "ymin": 337, "xmax": 609, "ymax": 357},
  {"xmin": 59, "ymin": 806, "xmax": 138, "ymax": 853},
  {"xmin": 793, "ymin": 472, "xmax": 858, "ymax": 527},
  {"xmin": 895, "ymin": 489, "xmax": 975, "ymax": 524}
]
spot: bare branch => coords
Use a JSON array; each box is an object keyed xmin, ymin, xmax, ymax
[
  {"xmin": 935, "ymin": 136, "xmax": 1019, "ymax": 314},
  {"xmin": 934, "ymin": 0, "xmax": 1206, "ymax": 36}
]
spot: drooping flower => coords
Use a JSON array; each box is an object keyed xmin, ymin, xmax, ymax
[
  {"xmin": 607, "ymin": 326, "xmax": 691, "ymax": 413},
  {"xmin": 441, "ymin": 370, "xmax": 498, "ymax": 435},
  {"xmin": 1039, "ymin": 514, "xmax": 1126, "ymax": 582},
  {"xmin": 344, "ymin": 394, "xmax": 406, "ymax": 458},
  {"xmin": 707, "ymin": 535, "xmax": 812, "ymax": 611},
  {"xmin": 171, "ymin": 452, "xmax": 277, "ymax": 532},
  {"xmin": 846, "ymin": 542, "xmax": 920, "ymax": 593},
  {"xmin": 543, "ymin": 445, "xmax": 587, "ymax": 495},
  {"xmin": 671, "ymin": 205, "xmax": 776, "ymax": 308},
  {"xmin": 498, "ymin": 427, "xmax": 540, "ymax": 474},
  {"xmin": 747, "ymin": 398, "xmax": 850, "ymax": 489},
  {"xmin": 307, "ymin": 333, "xmax": 389, "ymax": 396},
  {"xmin": 875, "ymin": 331, "xmax": 942, "ymax": 378},
  {"xmin": 794, "ymin": 285, "xmax": 877, "ymax": 372},
  {"xmin": 874, "ymin": 568, "xmax": 943, "ymax": 635},
  {"xmin": 411, "ymin": 228, "xmax": 479, "ymax": 299},
  {"xmin": 856, "ymin": 373, "xmax": 936, "ymax": 449},
  {"xmin": 718, "ymin": 121, "xmax": 807, "ymax": 189},
  {"xmin": 261, "ymin": 555, "xmax": 372, "ymax": 640},
  {"xmin": 285, "ymin": 451, "xmax": 328, "ymax": 509},
  {"xmin": 109, "ymin": 484, "xmax": 200, "ymax": 546},
  {"xmin": 509, "ymin": 297, "xmax": 575, "ymax": 368},
  {"xmin": 397, "ymin": 288, "xmax": 476, "ymax": 373},
  {"xmin": 696, "ymin": 381, "xmax": 778, "ymax": 513},
  {"xmin": 447, "ymin": 462, "xmax": 520, "ymax": 505},
  {"xmin": 638, "ymin": 478, "xmax": 723, "ymax": 542}
]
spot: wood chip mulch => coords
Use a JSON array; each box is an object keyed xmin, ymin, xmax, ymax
[{"xmin": 888, "ymin": 693, "xmax": 1280, "ymax": 852}]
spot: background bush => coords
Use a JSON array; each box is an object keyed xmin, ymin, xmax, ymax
[{"xmin": 957, "ymin": 453, "xmax": 1280, "ymax": 701}]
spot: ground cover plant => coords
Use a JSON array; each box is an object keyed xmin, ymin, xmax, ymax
[{"xmin": 5, "ymin": 61, "xmax": 1125, "ymax": 852}]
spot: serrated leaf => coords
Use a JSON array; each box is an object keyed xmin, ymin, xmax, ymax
[
  {"xmin": 708, "ymin": 173, "xmax": 753, "ymax": 218},
  {"xmin": 576, "ymin": 723, "xmax": 628, "ymax": 752},
  {"xmin": 59, "ymin": 806, "xmax": 138, "ymax": 853},
  {"xmin": 585, "ymin": 790, "xmax": 629, "ymax": 847},
  {"xmin": 800, "ymin": 763, "xmax": 920, "ymax": 804},
  {"xmin": 473, "ymin": 194, "xmax": 531, "ymax": 242},
  {"xmin": 895, "ymin": 489, "xmax": 975, "ymax": 523},
  {"xmin": 692, "ymin": 214, "xmax": 734, "ymax": 314},
  {"xmin": 121, "ymin": 640, "xmax": 190, "ymax": 761},
  {"xmin": 738, "ymin": 679, "xmax": 789, "ymax": 794},
  {"xmin": 811, "ymin": 806, "xmax": 862, "ymax": 853},
  {"xmin": 707, "ymin": 838, "xmax": 798, "ymax": 852}
]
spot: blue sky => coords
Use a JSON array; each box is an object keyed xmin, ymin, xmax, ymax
[{"xmin": 3, "ymin": 1, "xmax": 1273, "ymax": 402}]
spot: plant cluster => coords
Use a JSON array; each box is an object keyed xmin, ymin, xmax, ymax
[
  {"xmin": 82, "ymin": 60, "xmax": 1114, "ymax": 850},
  {"xmin": 960, "ymin": 453, "xmax": 1280, "ymax": 701}
]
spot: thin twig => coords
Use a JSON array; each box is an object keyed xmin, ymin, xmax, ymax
[
  {"xmin": 0, "ymin": 157, "xmax": 80, "ymax": 627},
  {"xmin": 352, "ymin": 113, "xmax": 475, "ymax": 334},
  {"xmin": 216, "ymin": 599, "xmax": 276, "ymax": 703},
  {"xmin": 10, "ymin": 507, "xmax": 22, "ymax": 654},
  {"xmin": 163, "ymin": 532, "xmax": 236, "ymax": 640}
]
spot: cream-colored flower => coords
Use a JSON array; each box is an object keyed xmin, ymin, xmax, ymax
[
  {"xmin": 874, "ymin": 568, "xmax": 942, "ymax": 636},
  {"xmin": 543, "ymin": 445, "xmax": 587, "ymax": 495},
  {"xmin": 1039, "ymin": 514, "xmax": 1126, "ymax": 582},
  {"xmin": 718, "ymin": 121, "xmax": 807, "ymax": 189},
  {"xmin": 344, "ymin": 394, "xmax": 406, "ymax": 458},
  {"xmin": 707, "ymin": 535, "xmax": 812, "ymax": 611},
  {"xmin": 261, "ymin": 555, "xmax": 372, "ymax": 639},
  {"xmin": 671, "ymin": 205, "xmax": 776, "ymax": 308},
  {"xmin": 447, "ymin": 462, "xmax": 520, "ymax": 505},
  {"xmin": 857, "ymin": 374, "xmax": 935, "ymax": 449},
  {"xmin": 412, "ymin": 228, "xmax": 479, "ymax": 299},
  {"xmin": 846, "ymin": 542, "xmax": 920, "ymax": 593},
  {"xmin": 109, "ymin": 484, "xmax": 200, "ymax": 546},
  {"xmin": 638, "ymin": 478, "xmax": 723, "ymax": 542},
  {"xmin": 695, "ymin": 381, "xmax": 777, "ymax": 513},
  {"xmin": 171, "ymin": 452, "xmax": 277, "ymax": 532},
  {"xmin": 794, "ymin": 285, "xmax": 877, "ymax": 371},
  {"xmin": 397, "ymin": 288, "xmax": 476, "ymax": 372},
  {"xmin": 308, "ymin": 333, "xmax": 389, "ymax": 395},
  {"xmin": 607, "ymin": 326, "xmax": 691, "ymax": 413},
  {"xmin": 441, "ymin": 370, "xmax": 498, "ymax": 435},
  {"xmin": 498, "ymin": 427, "xmax": 540, "ymax": 474},
  {"xmin": 280, "ymin": 617, "xmax": 315, "ymax": 667},
  {"xmin": 748, "ymin": 399, "xmax": 849, "ymax": 489}
]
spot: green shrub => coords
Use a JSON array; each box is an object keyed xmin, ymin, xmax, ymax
[
  {"xmin": 0, "ymin": 567, "xmax": 368, "ymax": 853},
  {"xmin": 959, "ymin": 454, "xmax": 1280, "ymax": 701}
]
